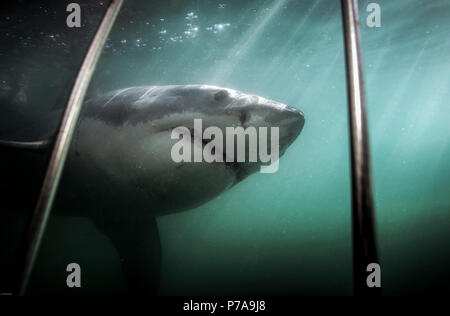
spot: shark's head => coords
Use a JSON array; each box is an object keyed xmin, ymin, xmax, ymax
[
  {"xmin": 78, "ymin": 85, "xmax": 305, "ymax": 215},
  {"xmin": 167, "ymin": 85, "xmax": 305, "ymax": 179}
]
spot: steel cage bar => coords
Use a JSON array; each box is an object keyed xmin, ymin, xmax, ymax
[
  {"xmin": 340, "ymin": 0, "xmax": 379, "ymax": 295},
  {"xmin": 15, "ymin": 0, "xmax": 124, "ymax": 296}
]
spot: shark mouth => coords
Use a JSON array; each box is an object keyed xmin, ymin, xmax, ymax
[
  {"xmin": 188, "ymin": 127, "xmax": 257, "ymax": 184},
  {"xmin": 187, "ymin": 127, "xmax": 239, "ymax": 169},
  {"xmin": 162, "ymin": 124, "xmax": 256, "ymax": 183}
]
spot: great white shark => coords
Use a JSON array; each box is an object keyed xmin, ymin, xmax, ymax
[{"xmin": 0, "ymin": 85, "xmax": 305, "ymax": 294}]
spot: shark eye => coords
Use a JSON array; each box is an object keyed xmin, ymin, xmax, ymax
[{"xmin": 214, "ymin": 90, "xmax": 228, "ymax": 101}]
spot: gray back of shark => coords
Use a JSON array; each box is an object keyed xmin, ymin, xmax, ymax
[{"xmin": 0, "ymin": 85, "xmax": 305, "ymax": 294}]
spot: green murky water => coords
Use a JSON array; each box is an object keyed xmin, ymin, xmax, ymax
[{"xmin": 1, "ymin": 0, "xmax": 449, "ymax": 295}]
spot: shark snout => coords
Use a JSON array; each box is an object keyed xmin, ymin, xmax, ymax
[
  {"xmin": 272, "ymin": 105, "xmax": 305, "ymax": 153},
  {"xmin": 284, "ymin": 105, "xmax": 305, "ymax": 137}
]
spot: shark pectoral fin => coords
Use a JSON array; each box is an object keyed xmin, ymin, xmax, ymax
[
  {"xmin": 0, "ymin": 139, "xmax": 51, "ymax": 150},
  {"xmin": 93, "ymin": 215, "xmax": 161, "ymax": 295}
]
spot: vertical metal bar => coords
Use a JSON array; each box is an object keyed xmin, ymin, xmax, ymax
[
  {"xmin": 340, "ymin": 0, "xmax": 379, "ymax": 295},
  {"xmin": 16, "ymin": 0, "xmax": 124, "ymax": 296}
]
